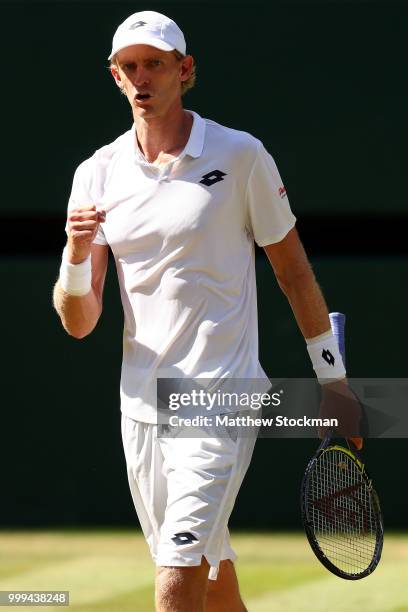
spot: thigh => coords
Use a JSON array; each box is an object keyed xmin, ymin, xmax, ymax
[
  {"xmin": 121, "ymin": 415, "xmax": 167, "ymax": 558},
  {"xmin": 155, "ymin": 417, "xmax": 257, "ymax": 579}
]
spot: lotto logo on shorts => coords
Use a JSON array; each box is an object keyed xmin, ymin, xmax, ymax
[
  {"xmin": 171, "ymin": 532, "xmax": 198, "ymax": 546},
  {"xmin": 279, "ymin": 186, "xmax": 287, "ymax": 198}
]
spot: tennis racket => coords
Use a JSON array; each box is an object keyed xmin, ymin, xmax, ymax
[{"xmin": 300, "ymin": 312, "xmax": 384, "ymax": 579}]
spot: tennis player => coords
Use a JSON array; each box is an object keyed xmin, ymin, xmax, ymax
[{"xmin": 53, "ymin": 10, "xmax": 361, "ymax": 612}]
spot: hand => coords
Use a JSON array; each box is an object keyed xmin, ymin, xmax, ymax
[
  {"xmin": 66, "ymin": 205, "xmax": 106, "ymax": 263},
  {"xmin": 319, "ymin": 379, "xmax": 363, "ymax": 450}
]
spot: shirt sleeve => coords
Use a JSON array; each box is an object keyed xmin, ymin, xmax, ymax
[
  {"xmin": 65, "ymin": 158, "xmax": 108, "ymax": 246},
  {"xmin": 245, "ymin": 141, "xmax": 296, "ymax": 246}
]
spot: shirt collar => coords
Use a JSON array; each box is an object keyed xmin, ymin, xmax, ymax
[
  {"xmin": 130, "ymin": 110, "xmax": 206, "ymax": 163},
  {"xmin": 183, "ymin": 110, "xmax": 205, "ymax": 159}
]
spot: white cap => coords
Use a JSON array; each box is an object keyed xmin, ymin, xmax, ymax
[{"xmin": 108, "ymin": 11, "xmax": 186, "ymax": 60}]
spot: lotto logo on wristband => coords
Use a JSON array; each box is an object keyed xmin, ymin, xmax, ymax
[
  {"xmin": 306, "ymin": 333, "xmax": 346, "ymax": 382},
  {"xmin": 322, "ymin": 349, "xmax": 335, "ymax": 366}
]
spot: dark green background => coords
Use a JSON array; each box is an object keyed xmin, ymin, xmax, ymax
[
  {"xmin": 2, "ymin": 0, "xmax": 406, "ymax": 216},
  {"xmin": 1, "ymin": 256, "xmax": 406, "ymax": 528},
  {"xmin": 0, "ymin": 1, "xmax": 406, "ymax": 528}
]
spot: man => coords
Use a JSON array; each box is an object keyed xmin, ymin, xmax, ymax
[{"xmin": 53, "ymin": 10, "xmax": 360, "ymax": 612}]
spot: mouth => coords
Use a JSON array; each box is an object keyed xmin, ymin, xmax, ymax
[{"xmin": 135, "ymin": 93, "xmax": 152, "ymax": 105}]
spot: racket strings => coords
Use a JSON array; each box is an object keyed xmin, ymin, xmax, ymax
[{"xmin": 308, "ymin": 449, "xmax": 377, "ymax": 575}]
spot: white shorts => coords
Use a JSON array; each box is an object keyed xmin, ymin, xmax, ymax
[{"xmin": 121, "ymin": 412, "xmax": 257, "ymax": 580}]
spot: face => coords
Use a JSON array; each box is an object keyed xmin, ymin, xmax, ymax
[{"xmin": 111, "ymin": 45, "xmax": 193, "ymax": 120}]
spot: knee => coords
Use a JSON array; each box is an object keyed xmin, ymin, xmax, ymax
[
  {"xmin": 155, "ymin": 565, "xmax": 208, "ymax": 612},
  {"xmin": 206, "ymin": 560, "xmax": 247, "ymax": 612}
]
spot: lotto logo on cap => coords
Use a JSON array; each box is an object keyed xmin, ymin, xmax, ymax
[{"xmin": 108, "ymin": 10, "xmax": 186, "ymax": 60}]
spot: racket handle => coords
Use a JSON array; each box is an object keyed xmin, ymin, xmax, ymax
[{"xmin": 329, "ymin": 312, "xmax": 346, "ymax": 364}]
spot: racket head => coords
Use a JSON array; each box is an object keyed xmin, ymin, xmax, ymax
[{"xmin": 300, "ymin": 438, "xmax": 384, "ymax": 580}]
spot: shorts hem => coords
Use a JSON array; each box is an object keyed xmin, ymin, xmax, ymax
[{"xmin": 155, "ymin": 551, "xmax": 237, "ymax": 580}]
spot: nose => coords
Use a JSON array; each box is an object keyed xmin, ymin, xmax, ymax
[{"xmin": 133, "ymin": 65, "xmax": 150, "ymax": 87}]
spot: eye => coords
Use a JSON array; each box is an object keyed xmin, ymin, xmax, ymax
[
  {"xmin": 147, "ymin": 59, "xmax": 162, "ymax": 68},
  {"xmin": 123, "ymin": 62, "xmax": 135, "ymax": 71}
]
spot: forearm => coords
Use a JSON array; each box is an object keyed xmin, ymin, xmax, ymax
[
  {"xmin": 277, "ymin": 268, "xmax": 331, "ymax": 340},
  {"xmin": 55, "ymin": 207, "xmax": 108, "ymax": 338},
  {"xmin": 264, "ymin": 230, "xmax": 350, "ymax": 407},
  {"xmin": 53, "ymin": 281, "xmax": 102, "ymax": 339},
  {"xmin": 264, "ymin": 229, "xmax": 333, "ymax": 340}
]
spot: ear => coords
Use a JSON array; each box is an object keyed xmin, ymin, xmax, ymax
[
  {"xmin": 180, "ymin": 55, "xmax": 194, "ymax": 83},
  {"xmin": 110, "ymin": 64, "xmax": 123, "ymax": 90}
]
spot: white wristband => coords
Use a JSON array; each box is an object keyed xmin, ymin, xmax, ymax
[
  {"xmin": 306, "ymin": 329, "xmax": 346, "ymax": 384},
  {"xmin": 59, "ymin": 248, "xmax": 92, "ymax": 296}
]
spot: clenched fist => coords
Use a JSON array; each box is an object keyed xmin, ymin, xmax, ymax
[{"xmin": 66, "ymin": 205, "xmax": 106, "ymax": 264}]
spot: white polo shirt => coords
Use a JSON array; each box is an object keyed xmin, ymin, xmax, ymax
[{"xmin": 67, "ymin": 111, "xmax": 296, "ymax": 423}]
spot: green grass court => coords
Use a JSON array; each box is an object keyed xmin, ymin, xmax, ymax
[{"xmin": 0, "ymin": 531, "xmax": 407, "ymax": 611}]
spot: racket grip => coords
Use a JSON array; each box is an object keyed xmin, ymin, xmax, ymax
[{"xmin": 329, "ymin": 312, "xmax": 346, "ymax": 364}]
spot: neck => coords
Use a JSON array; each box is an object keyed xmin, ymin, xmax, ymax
[{"xmin": 134, "ymin": 104, "xmax": 193, "ymax": 164}]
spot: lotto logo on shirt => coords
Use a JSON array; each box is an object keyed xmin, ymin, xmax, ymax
[{"xmin": 279, "ymin": 186, "xmax": 287, "ymax": 198}]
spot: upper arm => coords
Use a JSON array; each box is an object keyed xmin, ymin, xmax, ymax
[
  {"xmin": 245, "ymin": 141, "xmax": 296, "ymax": 247},
  {"xmin": 263, "ymin": 227, "xmax": 313, "ymax": 286},
  {"xmin": 91, "ymin": 244, "xmax": 109, "ymax": 307}
]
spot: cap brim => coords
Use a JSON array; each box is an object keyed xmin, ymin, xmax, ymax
[{"xmin": 108, "ymin": 34, "xmax": 175, "ymax": 60}]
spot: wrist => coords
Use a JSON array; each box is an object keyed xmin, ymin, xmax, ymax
[
  {"xmin": 66, "ymin": 241, "xmax": 91, "ymax": 265},
  {"xmin": 59, "ymin": 247, "xmax": 92, "ymax": 296},
  {"xmin": 67, "ymin": 253, "xmax": 89, "ymax": 265},
  {"xmin": 306, "ymin": 330, "xmax": 346, "ymax": 384},
  {"xmin": 321, "ymin": 378, "xmax": 348, "ymax": 393}
]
